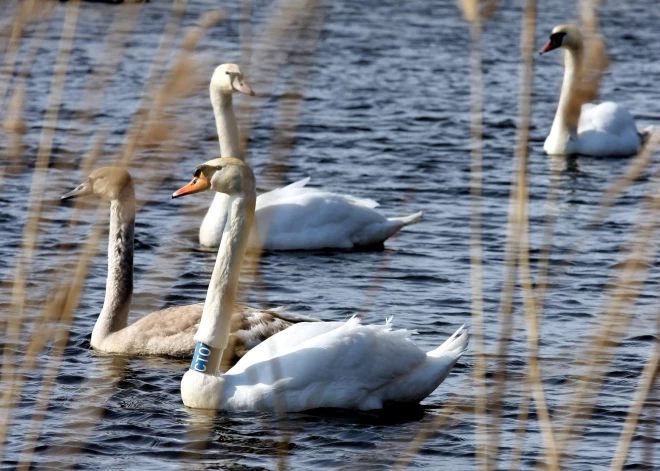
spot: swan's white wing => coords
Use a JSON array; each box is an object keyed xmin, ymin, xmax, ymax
[
  {"xmin": 256, "ymin": 177, "xmax": 311, "ymax": 205},
  {"xmin": 579, "ymin": 101, "xmax": 637, "ymax": 136},
  {"xmin": 257, "ymin": 185, "xmax": 379, "ymax": 211},
  {"xmin": 225, "ymin": 318, "xmax": 427, "ymax": 410},
  {"xmin": 227, "ymin": 321, "xmax": 346, "ymax": 374},
  {"xmin": 575, "ymin": 102, "xmax": 642, "ymax": 156},
  {"xmin": 252, "ymin": 190, "xmax": 391, "ymax": 249}
]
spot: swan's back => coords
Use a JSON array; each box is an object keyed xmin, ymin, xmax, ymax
[
  {"xmin": 226, "ymin": 320, "xmax": 346, "ymax": 373},
  {"xmin": 579, "ymin": 102, "xmax": 637, "ymax": 136},
  {"xmin": 252, "ymin": 185, "xmax": 416, "ymax": 250},
  {"xmin": 221, "ymin": 318, "xmax": 464, "ymax": 411},
  {"xmin": 576, "ymin": 101, "xmax": 641, "ymax": 156}
]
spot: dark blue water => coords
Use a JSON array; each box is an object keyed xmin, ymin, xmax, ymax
[{"xmin": 1, "ymin": 0, "xmax": 659, "ymax": 469}]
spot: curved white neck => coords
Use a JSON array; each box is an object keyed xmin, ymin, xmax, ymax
[
  {"xmin": 201, "ymin": 90, "xmax": 245, "ymax": 245},
  {"xmin": 210, "ymin": 89, "xmax": 243, "ymax": 160},
  {"xmin": 194, "ymin": 194, "xmax": 256, "ymax": 362},
  {"xmin": 91, "ymin": 184, "xmax": 135, "ymax": 346},
  {"xmin": 549, "ymin": 47, "xmax": 583, "ymax": 142}
]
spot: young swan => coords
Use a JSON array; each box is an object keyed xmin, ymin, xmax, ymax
[
  {"xmin": 199, "ymin": 63, "xmax": 424, "ymax": 250},
  {"xmin": 62, "ymin": 167, "xmax": 317, "ymax": 365},
  {"xmin": 540, "ymin": 24, "xmax": 648, "ymax": 157},
  {"xmin": 174, "ymin": 158, "xmax": 469, "ymax": 412}
]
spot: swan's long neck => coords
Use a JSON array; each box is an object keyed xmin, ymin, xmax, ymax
[
  {"xmin": 193, "ymin": 194, "xmax": 256, "ymax": 372},
  {"xmin": 200, "ymin": 91, "xmax": 244, "ymax": 246},
  {"xmin": 549, "ymin": 47, "xmax": 583, "ymax": 141},
  {"xmin": 211, "ymin": 90, "xmax": 243, "ymax": 159},
  {"xmin": 92, "ymin": 185, "xmax": 135, "ymax": 346}
]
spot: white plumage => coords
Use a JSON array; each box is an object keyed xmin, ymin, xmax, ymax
[
  {"xmin": 541, "ymin": 24, "xmax": 647, "ymax": 157},
  {"xmin": 250, "ymin": 179, "xmax": 424, "ymax": 250},
  {"xmin": 175, "ymin": 158, "xmax": 469, "ymax": 412},
  {"xmin": 199, "ymin": 64, "xmax": 423, "ymax": 250},
  {"xmin": 182, "ymin": 318, "xmax": 469, "ymax": 411}
]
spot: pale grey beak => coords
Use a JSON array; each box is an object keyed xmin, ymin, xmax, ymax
[{"xmin": 61, "ymin": 180, "xmax": 92, "ymax": 201}]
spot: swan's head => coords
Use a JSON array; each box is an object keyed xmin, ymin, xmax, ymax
[
  {"xmin": 210, "ymin": 63, "xmax": 255, "ymax": 97},
  {"xmin": 539, "ymin": 24, "xmax": 583, "ymax": 54},
  {"xmin": 61, "ymin": 167, "xmax": 133, "ymax": 202},
  {"xmin": 172, "ymin": 157, "xmax": 256, "ymax": 199}
]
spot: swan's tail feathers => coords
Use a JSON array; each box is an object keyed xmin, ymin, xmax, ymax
[
  {"xmin": 388, "ymin": 211, "xmax": 424, "ymax": 229},
  {"xmin": 283, "ymin": 177, "xmax": 311, "ymax": 190},
  {"xmin": 640, "ymin": 126, "xmax": 657, "ymax": 146},
  {"xmin": 428, "ymin": 324, "xmax": 470, "ymax": 359}
]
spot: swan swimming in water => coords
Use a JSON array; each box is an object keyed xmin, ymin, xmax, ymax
[
  {"xmin": 199, "ymin": 63, "xmax": 423, "ymax": 250},
  {"xmin": 61, "ymin": 167, "xmax": 317, "ymax": 365},
  {"xmin": 174, "ymin": 157, "xmax": 469, "ymax": 411},
  {"xmin": 540, "ymin": 24, "xmax": 649, "ymax": 157}
]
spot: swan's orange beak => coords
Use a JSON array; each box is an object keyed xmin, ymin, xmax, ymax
[
  {"xmin": 172, "ymin": 173, "xmax": 210, "ymax": 199},
  {"xmin": 540, "ymin": 38, "xmax": 561, "ymax": 54}
]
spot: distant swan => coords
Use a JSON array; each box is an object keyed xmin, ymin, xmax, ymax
[
  {"xmin": 540, "ymin": 24, "xmax": 649, "ymax": 157},
  {"xmin": 199, "ymin": 63, "xmax": 423, "ymax": 250},
  {"xmin": 174, "ymin": 157, "xmax": 469, "ymax": 411},
  {"xmin": 62, "ymin": 168, "xmax": 317, "ymax": 365}
]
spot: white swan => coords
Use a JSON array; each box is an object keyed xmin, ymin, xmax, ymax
[
  {"xmin": 61, "ymin": 167, "xmax": 317, "ymax": 365},
  {"xmin": 540, "ymin": 24, "xmax": 648, "ymax": 157},
  {"xmin": 174, "ymin": 157, "xmax": 469, "ymax": 411},
  {"xmin": 199, "ymin": 63, "xmax": 423, "ymax": 250}
]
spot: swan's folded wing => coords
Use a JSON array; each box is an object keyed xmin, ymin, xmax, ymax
[
  {"xmin": 257, "ymin": 184, "xmax": 379, "ymax": 211},
  {"xmin": 228, "ymin": 318, "xmax": 427, "ymax": 402},
  {"xmin": 579, "ymin": 101, "xmax": 637, "ymax": 136},
  {"xmin": 227, "ymin": 320, "xmax": 345, "ymax": 374},
  {"xmin": 252, "ymin": 191, "xmax": 388, "ymax": 250}
]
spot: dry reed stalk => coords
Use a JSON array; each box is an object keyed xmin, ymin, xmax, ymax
[
  {"xmin": 239, "ymin": 0, "xmax": 325, "ymax": 315},
  {"xmin": 392, "ymin": 397, "xmax": 463, "ymax": 469},
  {"xmin": 19, "ymin": 137, "xmax": 104, "ymax": 369},
  {"xmin": 15, "ymin": 209, "xmax": 106, "ymax": 471},
  {"xmin": 510, "ymin": 0, "xmax": 561, "ymax": 468},
  {"xmin": 527, "ymin": 134, "xmax": 658, "ymax": 328},
  {"xmin": 413, "ymin": 2, "xmax": 497, "ymax": 468},
  {"xmin": 641, "ymin": 365, "xmax": 658, "ymax": 469},
  {"xmin": 7, "ymin": 4, "xmax": 138, "ymax": 338},
  {"xmin": 0, "ymin": 1, "xmax": 20, "ymax": 56},
  {"xmin": 44, "ymin": 10, "xmax": 223, "ymax": 466},
  {"xmin": 0, "ymin": 0, "xmax": 41, "ymax": 108},
  {"xmin": 0, "ymin": 7, "xmax": 53, "ymax": 358},
  {"xmin": 19, "ymin": 138, "xmax": 108, "ymax": 471},
  {"xmin": 173, "ymin": 3, "xmax": 328, "ymax": 468},
  {"xmin": 609, "ymin": 311, "xmax": 660, "ymax": 470},
  {"xmin": 239, "ymin": 0, "xmax": 254, "ymax": 82},
  {"xmin": 465, "ymin": 14, "xmax": 488, "ymax": 471},
  {"xmin": 508, "ymin": 157, "xmax": 562, "ymax": 471},
  {"xmin": 562, "ymin": 0, "xmax": 608, "ymax": 131},
  {"xmin": 0, "ymin": 1, "xmax": 123, "ymax": 445},
  {"xmin": 555, "ymin": 153, "xmax": 660, "ymax": 466},
  {"xmin": 1, "ymin": 9, "xmax": 53, "ymax": 184},
  {"xmin": 354, "ymin": 182, "xmax": 423, "ymax": 317},
  {"xmin": 50, "ymin": 3, "xmax": 143, "ymax": 169},
  {"xmin": 508, "ymin": 374, "xmax": 531, "ymax": 471},
  {"xmin": 226, "ymin": 5, "xmax": 329, "ymax": 468},
  {"xmin": 1, "ymin": 4, "xmax": 219, "ymax": 467},
  {"xmin": 116, "ymin": 0, "xmax": 190, "ymax": 167},
  {"xmin": 0, "ymin": 0, "xmax": 81, "ymax": 458},
  {"xmin": 235, "ymin": 0, "xmax": 321, "ymax": 159}
]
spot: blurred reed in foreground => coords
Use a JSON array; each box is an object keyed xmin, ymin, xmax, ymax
[{"xmin": 0, "ymin": 0, "xmax": 658, "ymax": 470}]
